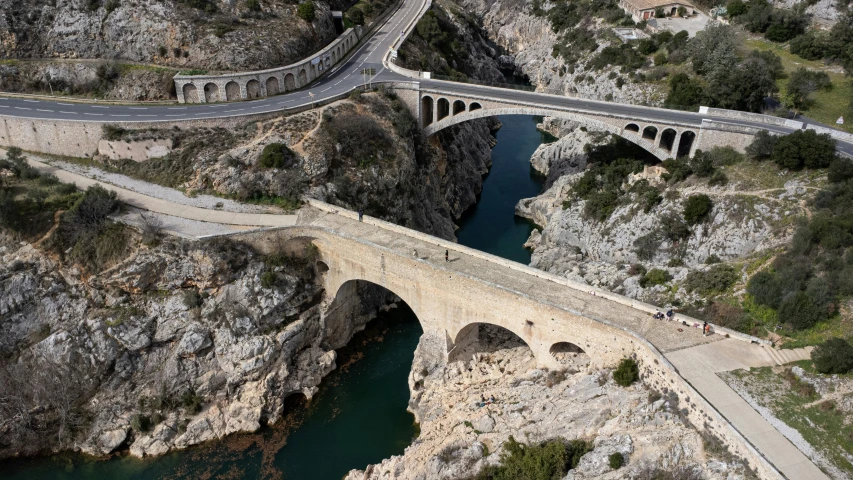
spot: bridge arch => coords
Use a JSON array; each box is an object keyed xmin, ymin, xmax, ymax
[
  {"xmin": 642, "ymin": 125, "xmax": 658, "ymax": 141},
  {"xmin": 658, "ymin": 128, "xmax": 677, "ymax": 152},
  {"xmin": 436, "ymin": 98, "xmax": 450, "ymax": 121},
  {"xmin": 452, "ymin": 100, "xmax": 466, "ymax": 115},
  {"xmin": 677, "ymin": 130, "xmax": 697, "ymax": 157},
  {"xmin": 203, "ymin": 83, "xmax": 219, "ymax": 102},
  {"xmin": 266, "ymin": 77, "xmax": 280, "ymax": 96},
  {"xmin": 448, "ymin": 322, "xmax": 533, "ymax": 364},
  {"xmin": 421, "ymin": 95, "xmax": 435, "ymax": 126},
  {"xmin": 225, "ymin": 81, "xmax": 241, "ymax": 101},
  {"xmin": 298, "ymin": 69, "xmax": 308, "ymax": 86},
  {"xmin": 469, "ymin": 102, "xmax": 481, "ymax": 112},
  {"xmin": 625, "ymin": 123, "xmax": 640, "ymax": 133},
  {"xmin": 246, "ymin": 79, "xmax": 262, "ymax": 99},
  {"xmin": 332, "ymin": 50, "xmax": 337, "ymax": 63},
  {"xmin": 183, "ymin": 83, "xmax": 200, "ymax": 103}
]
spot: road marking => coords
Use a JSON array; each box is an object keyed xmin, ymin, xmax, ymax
[
  {"xmin": 194, "ymin": 112, "xmax": 217, "ymax": 116},
  {"xmin": 320, "ymin": 87, "xmax": 331, "ymax": 92},
  {"xmin": 23, "ymin": 100, "xmax": 39, "ymax": 103},
  {"xmin": 165, "ymin": 114, "xmax": 186, "ymax": 117},
  {"xmin": 334, "ymin": 80, "xmax": 342, "ymax": 85},
  {"xmin": 59, "ymin": 111, "xmax": 75, "ymax": 114},
  {"xmin": 224, "ymin": 109, "xmax": 244, "ymax": 113},
  {"xmin": 0, "ymin": 105, "xmax": 8, "ymax": 108},
  {"xmin": 92, "ymin": 106, "xmax": 109, "ymax": 109},
  {"xmin": 251, "ymin": 105, "xmax": 266, "ymax": 109},
  {"xmin": 168, "ymin": 107, "xmax": 187, "ymax": 110},
  {"xmin": 83, "ymin": 113, "xmax": 103, "ymax": 116},
  {"xmin": 57, "ymin": 103, "xmax": 73, "ymax": 106},
  {"xmin": 36, "ymin": 109, "xmax": 54, "ymax": 112},
  {"xmin": 129, "ymin": 107, "xmax": 148, "ymax": 110},
  {"xmin": 278, "ymin": 100, "xmax": 293, "ymax": 104},
  {"xmin": 14, "ymin": 107, "xmax": 32, "ymax": 110},
  {"xmin": 110, "ymin": 115, "xmax": 131, "ymax": 117},
  {"xmin": 137, "ymin": 114, "xmax": 156, "ymax": 117}
]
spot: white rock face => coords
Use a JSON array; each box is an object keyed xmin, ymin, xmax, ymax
[{"xmin": 346, "ymin": 331, "xmax": 755, "ymax": 479}]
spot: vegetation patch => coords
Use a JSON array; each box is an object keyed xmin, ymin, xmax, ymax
[{"xmin": 470, "ymin": 436, "xmax": 592, "ymax": 479}]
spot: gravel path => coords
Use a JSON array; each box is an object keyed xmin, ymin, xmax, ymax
[
  {"xmin": 116, "ymin": 209, "xmax": 254, "ymax": 239},
  {"xmin": 41, "ymin": 157, "xmax": 278, "ymax": 215}
]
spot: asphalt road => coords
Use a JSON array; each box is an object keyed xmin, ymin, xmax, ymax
[{"xmin": 0, "ymin": 0, "xmax": 852, "ymax": 158}]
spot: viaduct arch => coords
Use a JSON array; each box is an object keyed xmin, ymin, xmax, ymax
[{"xmin": 416, "ymin": 92, "xmax": 699, "ymax": 160}]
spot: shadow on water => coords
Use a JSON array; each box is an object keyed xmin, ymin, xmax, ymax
[
  {"xmin": 2, "ymin": 304, "xmax": 423, "ymax": 480},
  {"xmin": 455, "ymin": 115, "xmax": 553, "ymax": 264}
]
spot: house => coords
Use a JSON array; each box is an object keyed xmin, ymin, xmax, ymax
[{"xmin": 619, "ymin": 0, "xmax": 697, "ymax": 22}]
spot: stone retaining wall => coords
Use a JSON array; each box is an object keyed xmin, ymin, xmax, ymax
[{"xmin": 174, "ymin": 27, "xmax": 363, "ymax": 104}]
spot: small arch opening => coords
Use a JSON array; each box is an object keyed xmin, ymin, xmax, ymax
[
  {"xmin": 658, "ymin": 128, "xmax": 677, "ymax": 151},
  {"xmin": 642, "ymin": 125, "xmax": 658, "ymax": 141},
  {"xmin": 469, "ymin": 102, "xmax": 482, "ymax": 112},
  {"xmin": 452, "ymin": 100, "xmax": 466, "ymax": 115},
  {"xmin": 676, "ymin": 130, "xmax": 697, "ymax": 158},
  {"xmin": 225, "ymin": 81, "xmax": 241, "ymax": 101},
  {"xmin": 298, "ymin": 69, "xmax": 308, "ymax": 86},
  {"xmin": 203, "ymin": 82, "xmax": 219, "ymax": 103},
  {"xmin": 316, "ymin": 261, "xmax": 329, "ymax": 274},
  {"xmin": 266, "ymin": 77, "xmax": 280, "ymax": 96},
  {"xmin": 448, "ymin": 323, "xmax": 532, "ymax": 365},
  {"xmin": 421, "ymin": 96, "xmax": 434, "ymax": 126},
  {"xmin": 549, "ymin": 342, "xmax": 590, "ymax": 371},
  {"xmin": 625, "ymin": 123, "xmax": 640, "ymax": 133},
  {"xmin": 285, "ymin": 73, "xmax": 297, "ymax": 91},
  {"xmin": 437, "ymin": 98, "xmax": 450, "ymax": 121},
  {"xmin": 182, "ymin": 83, "xmax": 199, "ymax": 103},
  {"xmin": 246, "ymin": 79, "xmax": 261, "ymax": 99}
]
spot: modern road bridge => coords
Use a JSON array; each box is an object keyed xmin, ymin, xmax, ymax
[{"xmin": 0, "ymin": 0, "xmax": 852, "ymax": 160}]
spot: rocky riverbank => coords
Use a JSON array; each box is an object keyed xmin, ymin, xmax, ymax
[{"xmin": 346, "ymin": 326, "xmax": 758, "ymax": 479}]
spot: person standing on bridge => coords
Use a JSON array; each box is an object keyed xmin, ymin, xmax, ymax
[
  {"xmin": 445, "ymin": 250, "xmax": 449, "ymax": 263},
  {"xmin": 358, "ymin": 209, "xmax": 364, "ymax": 222}
]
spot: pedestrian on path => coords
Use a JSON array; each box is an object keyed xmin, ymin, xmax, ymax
[
  {"xmin": 702, "ymin": 321, "xmax": 708, "ymax": 336},
  {"xmin": 358, "ymin": 209, "xmax": 363, "ymax": 222},
  {"xmin": 445, "ymin": 250, "xmax": 449, "ymax": 262}
]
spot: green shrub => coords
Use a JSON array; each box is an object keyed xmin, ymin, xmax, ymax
[
  {"xmin": 726, "ymin": 0, "xmax": 747, "ymax": 17},
  {"xmin": 778, "ymin": 290, "xmax": 824, "ymax": 330},
  {"xmin": 246, "ymin": 0, "xmax": 261, "ymax": 11},
  {"xmin": 260, "ymin": 270, "xmax": 277, "ymax": 289},
  {"xmin": 258, "ymin": 143, "xmax": 295, "ymax": 169},
  {"xmin": 102, "ymin": 124, "xmax": 127, "ymax": 141},
  {"xmin": 297, "ymin": 2, "xmax": 315, "ymax": 21},
  {"xmin": 182, "ymin": 390, "xmax": 203, "ymax": 414},
  {"xmin": 659, "ymin": 213, "xmax": 691, "ymax": 241},
  {"xmin": 812, "ymin": 337, "xmax": 853, "ymax": 374},
  {"xmin": 685, "ymin": 264, "xmax": 738, "ymax": 295},
  {"xmin": 348, "ymin": 8, "xmax": 365, "ymax": 25},
  {"xmin": 613, "ymin": 358, "xmax": 639, "ymax": 387},
  {"xmin": 772, "ymin": 129, "xmax": 837, "ymax": 170},
  {"xmin": 131, "ymin": 414, "xmax": 152, "ymax": 432},
  {"xmin": 640, "ymin": 268, "xmax": 672, "ymax": 287},
  {"xmin": 746, "ymin": 130, "xmax": 777, "ymax": 161},
  {"xmin": 683, "ymin": 194, "xmax": 713, "ymax": 225},
  {"xmin": 473, "ymin": 436, "xmax": 591, "ymax": 479},
  {"xmin": 608, "ymin": 452, "xmax": 624, "ymax": 469}
]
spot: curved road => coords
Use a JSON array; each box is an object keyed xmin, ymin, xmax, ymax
[{"xmin": 0, "ymin": 0, "xmax": 852, "ymax": 158}]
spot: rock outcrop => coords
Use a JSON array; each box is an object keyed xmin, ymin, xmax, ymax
[{"xmin": 346, "ymin": 326, "xmax": 756, "ymax": 479}]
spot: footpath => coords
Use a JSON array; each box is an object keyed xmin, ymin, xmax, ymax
[{"xmin": 667, "ymin": 340, "xmax": 826, "ymax": 480}]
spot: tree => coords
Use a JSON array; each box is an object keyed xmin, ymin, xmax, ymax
[
  {"xmin": 705, "ymin": 54, "xmax": 779, "ymax": 113},
  {"xmin": 772, "ymin": 130, "xmax": 837, "ymax": 170},
  {"xmin": 638, "ymin": 38, "xmax": 658, "ymax": 55},
  {"xmin": 747, "ymin": 49, "xmax": 785, "ymax": 80},
  {"xmin": 664, "ymin": 73, "xmax": 704, "ymax": 110},
  {"xmin": 683, "ymin": 194, "xmax": 713, "ymax": 225},
  {"xmin": 812, "ymin": 338, "xmax": 853, "ymax": 374},
  {"xmin": 790, "ymin": 31, "xmax": 828, "ymax": 60},
  {"xmin": 828, "ymin": 157, "xmax": 853, "ymax": 183},
  {"xmin": 297, "ymin": 2, "xmax": 315, "ymax": 21},
  {"xmin": 786, "ymin": 67, "xmax": 831, "ymax": 110},
  {"xmin": 746, "ymin": 129, "xmax": 778, "ymax": 160},
  {"xmin": 726, "ymin": 0, "xmax": 747, "ymax": 17},
  {"xmin": 688, "ymin": 23, "xmax": 740, "ymax": 76},
  {"xmin": 246, "ymin": 0, "xmax": 261, "ymax": 11},
  {"xmin": 654, "ymin": 6, "xmax": 665, "ymax": 18},
  {"xmin": 778, "ymin": 290, "xmax": 822, "ymax": 330},
  {"xmin": 764, "ymin": 9, "xmax": 809, "ymax": 42},
  {"xmin": 348, "ymin": 8, "xmax": 364, "ymax": 25}
]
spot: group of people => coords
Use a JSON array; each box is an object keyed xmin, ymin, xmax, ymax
[
  {"xmin": 476, "ymin": 394, "xmax": 497, "ymax": 408},
  {"xmin": 652, "ymin": 308, "xmax": 675, "ymax": 321}
]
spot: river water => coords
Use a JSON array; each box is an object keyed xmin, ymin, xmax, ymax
[{"xmin": 3, "ymin": 115, "xmax": 550, "ymax": 479}]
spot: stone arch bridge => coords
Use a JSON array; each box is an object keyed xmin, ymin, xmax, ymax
[
  {"xmin": 390, "ymin": 82, "xmax": 762, "ymax": 160},
  {"xmin": 222, "ymin": 201, "xmax": 779, "ymax": 478}
]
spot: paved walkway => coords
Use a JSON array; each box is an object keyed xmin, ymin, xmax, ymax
[
  {"xmin": 667, "ymin": 340, "xmax": 827, "ymax": 480},
  {"xmin": 26, "ymin": 158, "xmax": 298, "ymax": 228}
]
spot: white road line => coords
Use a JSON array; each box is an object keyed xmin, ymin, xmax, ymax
[
  {"xmin": 92, "ymin": 106, "xmax": 109, "ymax": 109},
  {"xmin": 251, "ymin": 105, "xmax": 266, "ymax": 109},
  {"xmin": 59, "ymin": 111, "xmax": 75, "ymax": 114},
  {"xmin": 165, "ymin": 114, "xmax": 186, "ymax": 117},
  {"xmin": 137, "ymin": 114, "xmax": 156, "ymax": 117},
  {"xmin": 0, "ymin": 105, "xmax": 8, "ymax": 108},
  {"xmin": 168, "ymin": 107, "xmax": 187, "ymax": 110},
  {"xmin": 83, "ymin": 113, "xmax": 103, "ymax": 116},
  {"xmin": 129, "ymin": 107, "xmax": 148, "ymax": 110},
  {"xmin": 194, "ymin": 112, "xmax": 216, "ymax": 116},
  {"xmin": 22, "ymin": 100, "xmax": 39, "ymax": 103},
  {"xmin": 57, "ymin": 103, "xmax": 73, "ymax": 106},
  {"xmin": 36, "ymin": 109, "xmax": 54, "ymax": 112},
  {"xmin": 334, "ymin": 80, "xmax": 342, "ymax": 85},
  {"xmin": 320, "ymin": 87, "xmax": 331, "ymax": 92},
  {"xmin": 110, "ymin": 115, "xmax": 131, "ymax": 117},
  {"xmin": 14, "ymin": 107, "xmax": 32, "ymax": 110},
  {"xmin": 224, "ymin": 109, "xmax": 244, "ymax": 113}
]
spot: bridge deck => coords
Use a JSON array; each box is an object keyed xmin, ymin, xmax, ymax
[{"xmin": 298, "ymin": 207, "xmax": 721, "ymax": 354}]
